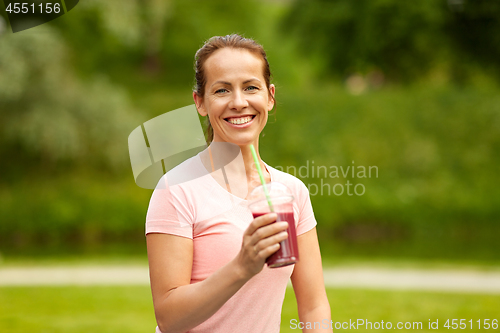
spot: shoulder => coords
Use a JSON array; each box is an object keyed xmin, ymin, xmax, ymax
[
  {"xmin": 147, "ymin": 154, "xmax": 208, "ymax": 222},
  {"xmin": 154, "ymin": 154, "xmax": 207, "ymax": 189}
]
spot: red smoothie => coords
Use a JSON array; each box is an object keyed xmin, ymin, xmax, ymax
[{"xmin": 252, "ymin": 211, "xmax": 299, "ymax": 268}]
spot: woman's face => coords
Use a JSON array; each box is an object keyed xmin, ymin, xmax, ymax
[{"xmin": 194, "ymin": 48, "xmax": 275, "ymax": 147}]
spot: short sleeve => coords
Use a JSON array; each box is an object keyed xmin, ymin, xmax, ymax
[
  {"xmin": 295, "ymin": 180, "xmax": 317, "ymax": 236},
  {"xmin": 145, "ymin": 175, "xmax": 194, "ymax": 239}
]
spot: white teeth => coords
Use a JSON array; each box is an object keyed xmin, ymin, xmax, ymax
[{"xmin": 227, "ymin": 116, "xmax": 253, "ymax": 125}]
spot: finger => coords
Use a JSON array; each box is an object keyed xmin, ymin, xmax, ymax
[
  {"xmin": 250, "ymin": 221, "xmax": 289, "ymax": 245},
  {"xmin": 255, "ymin": 230, "xmax": 288, "ymax": 254},
  {"xmin": 255, "ymin": 241, "xmax": 282, "ymax": 259},
  {"xmin": 245, "ymin": 213, "xmax": 278, "ymax": 236}
]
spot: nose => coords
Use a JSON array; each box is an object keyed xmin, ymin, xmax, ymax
[{"xmin": 229, "ymin": 91, "xmax": 248, "ymax": 111}]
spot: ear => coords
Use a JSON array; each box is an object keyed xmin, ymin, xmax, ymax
[
  {"xmin": 193, "ymin": 91, "xmax": 207, "ymax": 116},
  {"xmin": 267, "ymin": 84, "xmax": 276, "ymax": 111}
]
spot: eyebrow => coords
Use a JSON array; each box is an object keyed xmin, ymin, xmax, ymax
[{"xmin": 210, "ymin": 78, "xmax": 261, "ymax": 88}]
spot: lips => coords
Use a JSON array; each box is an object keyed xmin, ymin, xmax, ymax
[{"xmin": 224, "ymin": 115, "xmax": 256, "ymax": 125}]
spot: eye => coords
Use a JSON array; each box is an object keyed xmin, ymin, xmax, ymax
[
  {"xmin": 246, "ymin": 86, "xmax": 259, "ymax": 91},
  {"xmin": 215, "ymin": 88, "xmax": 228, "ymax": 94}
]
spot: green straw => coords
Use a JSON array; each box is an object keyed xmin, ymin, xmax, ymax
[{"xmin": 249, "ymin": 144, "xmax": 274, "ymax": 212}]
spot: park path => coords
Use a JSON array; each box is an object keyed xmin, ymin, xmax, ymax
[{"xmin": 1, "ymin": 265, "xmax": 500, "ymax": 294}]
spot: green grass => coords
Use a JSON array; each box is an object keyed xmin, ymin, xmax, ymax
[
  {"xmin": 1, "ymin": 286, "xmax": 499, "ymax": 332},
  {"xmin": 283, "ymin": 288, "xmax": 500, "ymax": 332},
  {"xmin": 0, "ymin": 286, "xmax": 156, "ymax": 333}
]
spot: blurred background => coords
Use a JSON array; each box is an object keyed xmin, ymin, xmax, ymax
[
  {"xmin": 1, "ymin": 0, "xmax": 499, "ymax": 262},
  {"xmin": 1, "ymin": 0, "xmax": 499, "ymax": 331}
]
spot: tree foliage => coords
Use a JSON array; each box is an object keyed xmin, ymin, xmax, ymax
[
  {"xmin": 283, "ymin": 0, "xmax": 500, "ymax": 83},
  {"xmin": 51, "ymin": 0, "xmax": 261, "ymax": 84},
  {"xmin": 0, "ymin": 26, "xmax": 139, "ymax": 172},
  {"xmin": 444, "ymin": 0, "xmax": 500, "ymax": 81}
]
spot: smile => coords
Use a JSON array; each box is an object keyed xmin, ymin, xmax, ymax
[{"xmin": 224, "ymin": 115, "xmax": 256, "ymax": 125}]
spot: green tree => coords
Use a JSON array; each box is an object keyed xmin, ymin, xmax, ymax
[
  {"xmin": 282, "ymin": 0, "xmax": 500, "ymax": 83},
  {"xmin": 50, "ymin": 0, "xmax": 263, "ymax": 86},
  {"xmin": 445, "ymin": 0, "xmax": 500, "ymax": 81},
  {"xmin": 0, "ymin": 25, "xmax": 139, "ymax": 174}
]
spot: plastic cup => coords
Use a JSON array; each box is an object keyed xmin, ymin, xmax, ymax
[{"xmin": 248, "ymin": 182, "xmax": 299, "ymax": 268}]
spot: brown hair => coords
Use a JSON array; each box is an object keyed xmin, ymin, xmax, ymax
[{"xmin": 194, "ymin": 34, "xmax": 275, "ymax": 143}]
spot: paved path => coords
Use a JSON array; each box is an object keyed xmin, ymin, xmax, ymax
[
  {"xmin": 1, "ymin": 266, "xmax": 500, "ymax": 294},
  {"xmin": 322, "ymin": 267, "xmax": 500, "ymax": 294},
  {"xmin": 0, "ymin": 266, "xmax": 149, "ymax": 286}
]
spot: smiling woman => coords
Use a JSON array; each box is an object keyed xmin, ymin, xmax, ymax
[
  {"xmin": 193, "ymin": 35, "xmax": 276, "ymax": 146},
  {"xmin": 193, "ymin": 47, "xmax": 274, "ymax": 147},
  {"xmin": 145, "ymin": 34, "xmax": 331, "ymax": 333}
]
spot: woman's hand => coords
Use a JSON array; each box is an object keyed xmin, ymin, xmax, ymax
[{"xmin": 235, "ymin": 213, "xmax": 289, "ymax": 279}]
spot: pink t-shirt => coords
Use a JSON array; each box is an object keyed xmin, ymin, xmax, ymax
[{"xmin": 146, "ymin": 154, "xmax": 317, "ymax": 333}]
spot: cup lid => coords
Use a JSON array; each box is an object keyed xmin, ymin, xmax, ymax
[{"xmin": 247, "ymin": 181, "xmax": 293, "ymax": 204}]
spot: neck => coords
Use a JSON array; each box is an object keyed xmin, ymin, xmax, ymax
[{"xmin": 206, "ymin": 138, "xmax": 270, "ymax": 185}]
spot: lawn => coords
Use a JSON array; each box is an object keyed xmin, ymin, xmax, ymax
[
  {"xmin": 282, "ymin": 288, "xmax": 500, "ymax": 332},
  {"xmin": 1, "ymin": 286, "xmax": 499, "ymax": 332}
]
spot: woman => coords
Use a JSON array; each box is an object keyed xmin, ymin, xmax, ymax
[{"xmin": 146, "ymin": 34, "xmax": 331, "ymax": 333}]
